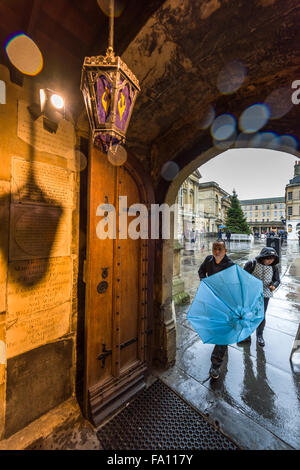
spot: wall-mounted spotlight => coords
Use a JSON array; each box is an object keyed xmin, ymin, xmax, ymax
[{"xmin": 27, "ymin": 88, "xmax": 65, "ymax": 133}]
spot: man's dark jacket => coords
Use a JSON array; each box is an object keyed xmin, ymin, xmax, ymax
[{"xmin": 198, "ymin": 254, "xmax": 235, "ymax": 280}]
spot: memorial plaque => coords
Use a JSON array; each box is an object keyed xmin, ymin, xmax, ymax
[
  {"xmin": 0, "ymin": 181, "xmax": 10, "ymax": 312},
  {"xmin": 6, "ymin": 302, "xmax": 71, "ymax": 358},
  {"xmin": 9, "ymin": 203, "xmax": 71, "ymax": 260},
  {"xmin": 11, "ymin": 157, "xmax": 74, "ymax": 208},
  {"xmin": 7, "ymin": 256, "xmax": 72, "ymax": 319},
  {"xmin": 17, "ymin": 100, "xmax": 76, "ymax": 159}
]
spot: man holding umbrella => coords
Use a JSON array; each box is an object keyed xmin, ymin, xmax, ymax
[
  {"xmin": 190, "ymin": 240, "xmax": 265, "ymax": 381},
  {"xmin": 198, "ymin": 240, "xmax": 235, "ymax": 379}
]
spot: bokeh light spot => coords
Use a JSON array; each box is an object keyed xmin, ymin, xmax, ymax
[
  {"xmin": 264, "ymin": 87, "xmax": 294, "ymax": 119},
  {"xmin": 161, "ymin": 161, "xmax": 179, "ymax": 181},
  {"xmin": 67, "ymin": 150, "xmax": 88, "ymax": 172},
  {"xmin": 217, "ymin": 60, "xmax": 247, "ymax": 95},
  {"xmin": 235, "ymin": 132, "xmax": 252, "ymax": 148},
  {"xmin": 107, "ymin": 144, "xmax": 127, "ymax": 166},
  {"xmin": 250, "ymin": 131, "xmax": 279, "ymax": 150},
  {"xmin": 5, "ymin": 33, "xmax": 43, "ymax": 76},
  {"xmin": 278, "ymin": 135, "xmax": 298, "ymax": 154},
  {"xmin": 239, "ymin": 104, "xmax": 270, "ymax": 134},
  {"xmin": 199, "ymin": 105, "xmax": 215, "ymax": 129},
  {"xmin": 97, "ymin": 0, "xmax": 127, "ymax": 17},
  {"xmin": 214, "ymin": 131, "xmax": 237, "ymax": 150},
  {"xmin": 211, "ymin": 114, "xmax": 236, "ymax": 141}
]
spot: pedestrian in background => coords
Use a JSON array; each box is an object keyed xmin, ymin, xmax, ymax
[
  {"xmin": 243, "ymin": 247, "xmax": 280, "ymax": 347},
  {"xmin": 226, "ymin": 229, "xmax": 231, "ymax": 243}
]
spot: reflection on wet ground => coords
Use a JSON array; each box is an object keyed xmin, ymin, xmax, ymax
[{"xmin": 157, "ymin": 239, "xmax": 300, "ymax": 450}]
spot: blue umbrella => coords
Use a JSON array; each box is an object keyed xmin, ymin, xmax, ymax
[
  {"xmin": 187, "ymin": 264, "xmax": 264, "ymax": 345},
  {"xmin": 218, "ymin": 225, "xmax": 226, "ymax": 229}
]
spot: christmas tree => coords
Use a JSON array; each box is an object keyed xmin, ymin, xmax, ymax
[{"xmin": 225, "ymin": 190, "xmax": 251, "ymax": 234}]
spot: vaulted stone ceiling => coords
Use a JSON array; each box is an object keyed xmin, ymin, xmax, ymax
[
  {"xmin": 1, "ymin": 0, "xmax": 299, "ymax": 184},
  {"xmin": 122, "ymin": 0, "xmax": 300, "ymax": 180}
]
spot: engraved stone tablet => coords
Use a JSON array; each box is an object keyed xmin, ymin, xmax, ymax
[
  {"xmin": 17, "ymin": 100, "xmax": 75, "ymax": 159},
  {"xmin": 6, "ymin": 302, "xmax": 71, "ymax": 358},
  {"xmin": 9, "ymin": 203, "xmax": 71, "ymax": 260},
  {"xmin": 11, "ymin": 157, "xmax": 74, "ymax": 208},
  {"xmin": 7, "ymin": 257, "xmax": 72, "ymax": 320}
]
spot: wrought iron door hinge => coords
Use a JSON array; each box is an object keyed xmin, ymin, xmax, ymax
[{"xmin": 120, "ymin": 337, "xmax": 138, "ymax": 350}]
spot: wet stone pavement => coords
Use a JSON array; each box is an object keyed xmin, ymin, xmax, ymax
[{"xmin": 157, "ymin": 239, "xmax": 300, "ymax": 450}]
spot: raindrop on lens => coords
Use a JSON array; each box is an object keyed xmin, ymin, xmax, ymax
[
  {"xmin": 211, "ymin": 114, "xmax": 236, "ymax": 141},
  {"xmin": 235, "ymin": 132, "xmax": 252, "ymax": 148},
  {"xmin": 239, "ymin": 104, "xmax": 270, "ymax": 133},
  {"xmin": 5, "ymin": 33, "xmax": 43, "ymax": 76},
  {"xmin": 264, "ymin": 87, "xmax": 294, "ymax": 119},
  {"xmin": 67, "ymin": 150, "xmax": 88, "ymax": 172},
  {"xmin": 107, "ymin": 144, "xmax": 127, "ymax": 166},
  {"xmin": 161, "ymin": 161, "xmax": 179, "ymax": 181},
  {"xmin": 214, "ymin": 130, "xmax": 237, "ymax": 150},
  {"xmin": 199, "ymin": 105, "xmax": 215, "ymax": 129},
  {"xmin": 250, "ymin": 132, "xmax": 279, "ymax": 149},
  {"xmin": 217, "ymin": 60, "xmax": 247, "ymax": 95},
  {"xmin": 97, "ymin": 0, "xmax": 126, "ymax": 17},
  {"xmin": 278, "ymin": 135, "xmax": 298, "ymax": 153}
]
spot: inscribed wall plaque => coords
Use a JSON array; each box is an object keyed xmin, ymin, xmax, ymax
[
  {"xmin": 17, "ymin": 100, "xmax": 75, "ymax": 159},
  {"xmin": 9, "ymin": 203, "xmax": 71, "ymax": 260},
  {"xmin": 11, "ymin": 157, "xmax": 74, "ymax": 208},
  {"xmin": 6, "ymin": 302, "xmax": 71, "ymax": 358},
  {"xmin": 7, "ymin": 256, "xmax": 72, "ymax": 320}
]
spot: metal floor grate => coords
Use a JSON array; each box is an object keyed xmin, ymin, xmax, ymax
[{"xmin": 97, "ymin": 379, "xmax": 238, "ymax": 450}]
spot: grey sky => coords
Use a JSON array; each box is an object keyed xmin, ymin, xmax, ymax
[{"xmin": 198, "ymin": 149, "xmax": 297, "ymax": 200}]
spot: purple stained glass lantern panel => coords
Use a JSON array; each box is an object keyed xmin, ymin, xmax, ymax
[
  {"xmin": 97, "ymin": 76, "xmax": 112, "ymax": 123},
  {"xmin": 115, "ymin": 83, "xmax": 131, "ymax": 131}
]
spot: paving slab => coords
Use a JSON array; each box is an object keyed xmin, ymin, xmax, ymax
[{"xmin": 165, "ymin": 239, "xmax": 300, "ymax": 450}]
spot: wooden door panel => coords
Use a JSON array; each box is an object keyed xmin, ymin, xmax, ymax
[
  {"xmin": 119, "ymin": 166, "xmax": 141, "ymax": 372},
  {"xmin": 85, "ymin": 148, "xmax": 116, "ymax": 391},
  {"xmin": 84, "ymin": 147, "xmax": 151, "ymax": 425}
]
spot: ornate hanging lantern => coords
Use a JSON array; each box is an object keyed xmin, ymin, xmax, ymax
[{"xmin": 80, "ymin": 0, "xmax": 140, "ymax": 153}]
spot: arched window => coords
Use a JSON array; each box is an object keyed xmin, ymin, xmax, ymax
[{"xmin": 0, "ymin": 80, "xmax": 6, "ymax": 104}]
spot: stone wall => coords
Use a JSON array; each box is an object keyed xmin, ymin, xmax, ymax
[{"xmin": 0, "ymin": 65, "xmax": 81, "ymax": 439}]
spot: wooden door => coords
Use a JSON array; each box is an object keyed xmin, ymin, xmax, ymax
[{"xmin": 84, "ymin": 145, "xmax": 153, "ymax": 425}]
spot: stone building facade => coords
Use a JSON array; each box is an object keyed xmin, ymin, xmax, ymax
[
  {"xmin": 285, "ymin": 161, "xmax": 300, "ymax": 239},
  {"xmin": 240, "ymin": 197, "xmax": 285, "ymax": 235},
  {"xmin": 175, "ymin": 175, "xmax": 231, "ymax": 243}
]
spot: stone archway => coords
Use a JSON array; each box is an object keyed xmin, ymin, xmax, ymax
[{"xmin": 155, "ymin": 146, "xmax": 299, "ymax": 368}]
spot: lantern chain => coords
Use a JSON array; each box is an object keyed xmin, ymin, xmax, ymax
[{"xmin": 108, "ymin": 0, "xmax": 115, "ymax": 54}]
